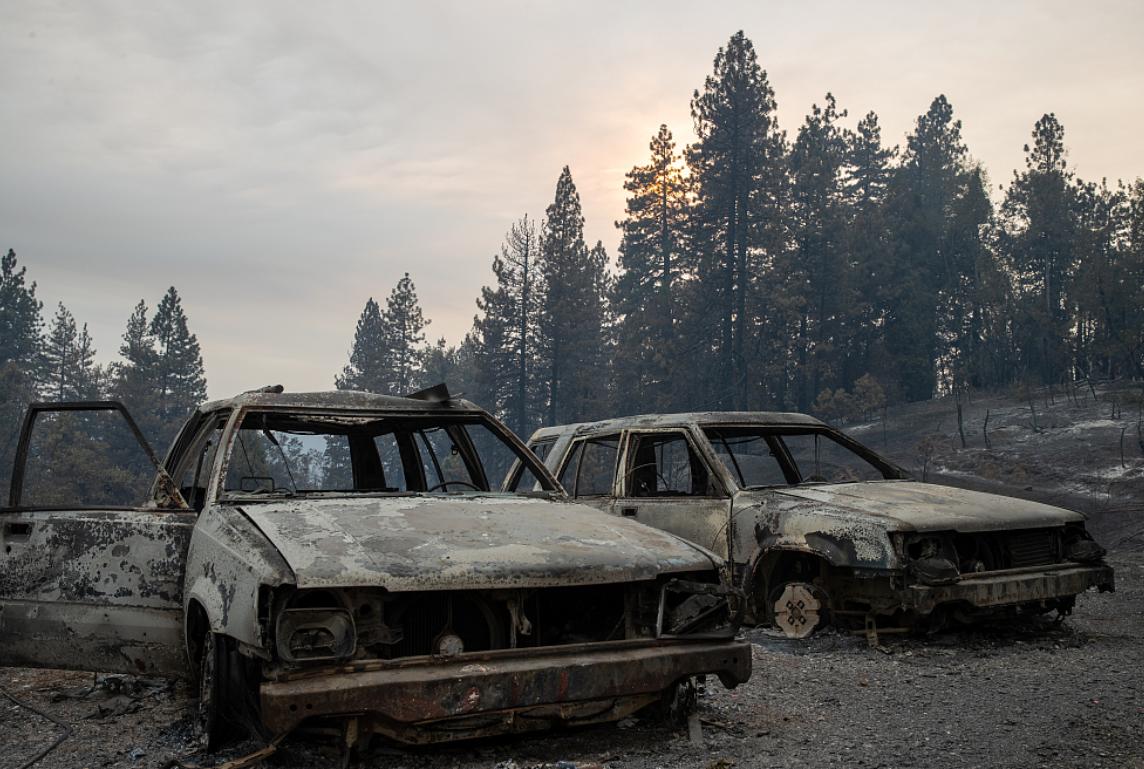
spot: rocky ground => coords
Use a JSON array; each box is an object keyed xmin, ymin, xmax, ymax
[{"xmin": 3, "ymin": 550, "xmax": 1141, "ymax": 769}]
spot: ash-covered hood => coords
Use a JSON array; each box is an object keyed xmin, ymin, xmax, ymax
[
  {"xmin": 236, "ymin": 495, "xmax": 717, "ymax": 590},
  {"xmin": 770, "ymin": 480, "xmax": 1084, "ymax": 533}
]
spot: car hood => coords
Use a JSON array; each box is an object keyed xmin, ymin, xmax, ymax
[
  {"xmin": 768, "ymin": 481, "xmax": 1084, "ymax": 533},
  {"xmin": 236, "ymin": 495, "xmax": 717, "ymax": 590}
]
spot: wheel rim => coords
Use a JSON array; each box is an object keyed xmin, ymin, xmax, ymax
[{"xmin": 773, "ymin": 583, "xmax": 823, "ymax": 639}]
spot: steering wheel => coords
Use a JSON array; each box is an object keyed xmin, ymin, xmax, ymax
[{"xmin": 425, "ymin": 479, "xmax": 481, "ymax": 492}]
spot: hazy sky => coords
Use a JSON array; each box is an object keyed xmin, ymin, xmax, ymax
[{"xmin": 3, "ymin": 1, "xmax": 1142, "ymax": 398}]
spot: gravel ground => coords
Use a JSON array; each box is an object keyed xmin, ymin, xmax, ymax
[{"xmin": 3, "ymin": 551, "xmax": 1141, "ymax": 769}]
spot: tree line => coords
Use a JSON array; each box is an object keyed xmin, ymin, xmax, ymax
[
  {"xmin": 4, "ymin": 30, "xmax": 1143, "ymax": 492},
  {"xmin": 0, "ymin": 250, "xmax": 207, "ymax": 497},
  {"xmin": 455, "ymin": 31, "xmax": 1144, "ymax": 436}
]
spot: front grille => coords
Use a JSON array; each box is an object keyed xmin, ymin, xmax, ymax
[
  {"xmin": 954, "ymin": 528, "xmax": 1062, "ymax": 571},
  {"xmin": 1004, "ymin": 529, "xmax": 1059, "ymax": 568}
]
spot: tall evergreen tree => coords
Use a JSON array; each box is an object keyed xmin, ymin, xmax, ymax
[
  {"xmin": 110, "ymin": 299, "xmax": 164, "ymax": 443},
  {"xmin": 883, "ymin": 95, "xmax": 971, "ymax": 401},
  {"xmin": 612, "ymin": 125, "xmax": 689, "ymax": 413},
  {"xmin": 0, "ymin": 248, "xmax": 44, "ymax": 496},
  {"xmin": 539, "ymin": 167, "xmax": 610, "ymax": 424},
  {"xmin": 149, "ymin": 287, "xmax": 208, "ymax": 428},
  {"xmin": 337, "ymin": 297, "xmax": 388, "ymax": 392},
  {"xmin": 0, "ymin": 248, "xmax": 43, "ymax": 372},
  {"xmin": 43, "ymin": 303, "xmax": 98, "ymax": 401},
  {"xmin": 841, "ymin": 112, "xmax": 896, "ymax": 389},
  {"xmin": 938, "ymin": 165, "xmax": 995, "ymax": 391},
  {"xmin": 1000, "ymin": 113, "xmax": 1078, "ymax": 385},
  {"xmin": 382, "ymin": 273, "xmax": 428, "ymax": 394},
  {"xmin": 338, "ymin": 275, "xmax": 429, "ymax": 395},
  {"xmin": 471, "ymin": 217, "xmax": 546, "ymax": 434},
  {"xmin": 1071, "ymin": 178, "xmax": 1134, "ymax": 380},
  {"xmin": 683, "ymin": 30, "xmax": 788, "ymax": 409},
  {"xmin": 1120, "ymin": 179, "xmax": 1144, "ymax": 379},
  {"xmin": 783, "ymin": 94, "xmax": 851, "ymax": 410}
]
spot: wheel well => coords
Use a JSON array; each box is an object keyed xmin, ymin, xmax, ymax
[
  {"xmin": 186, "ymin": 599, "xmax": 209, "ymax": 672},
  {"xmin": 750, "ymin": 550, "xmax": 831, "ymax": 621}
]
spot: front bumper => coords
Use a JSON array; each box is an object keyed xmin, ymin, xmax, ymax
[
  {"xmin": 902, "ymin": 562, "xmax": 1114, "ymax": 614},
  {"xmin": 260, "ymin": 637, "xmax": 751, "ymax": 743}
]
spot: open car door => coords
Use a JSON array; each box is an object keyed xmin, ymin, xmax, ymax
[{"xmin": 0, "ymin": 402, "xmax": 193, "ymax": 676}]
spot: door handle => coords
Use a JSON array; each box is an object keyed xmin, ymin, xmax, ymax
[
  {"xmin": 621, "ymin": 507, "xmax": 638, "ymax": 517},
  {"xmin": 3, "ymin": 522, "xmax": 32, "ymax": 539}
]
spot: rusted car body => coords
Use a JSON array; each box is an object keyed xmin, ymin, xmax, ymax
[
  {"xmin": 515, "ymin": 412, "xmax": 1114, "ymax": 637},
  {"xmin": 0, "ymin": 391, "xmax": 749, "ymax": 747}
]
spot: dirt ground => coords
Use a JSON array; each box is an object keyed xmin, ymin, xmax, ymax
[{"xmin": 3, "ymin": 548, "xmax": 1141, "ymax": 769}]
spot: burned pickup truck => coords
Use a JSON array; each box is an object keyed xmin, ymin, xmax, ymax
[
  {"xmin": 0, "ymin": 389, "xmax": 749, "ymax": 748},
  {"xmin": 514, "ymin": 412, "xmax": 1114, "ymax": 638}
]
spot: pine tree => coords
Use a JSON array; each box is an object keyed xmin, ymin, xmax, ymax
[
  {"xmin": 43, "ymin": 303, "xmax": 98, "ymax": 401},
  {"xmin": 1071, "ymin": 178, "xmax": 1133, "ymax": 380},
  {"xmin": 1000, "ymin": 113, "xmax": 1077, "ymax": 385},
  {"xmin": 1120, "ymin": 180, "xmax": 1144, "ymax": 379},
  {"xmin": 683, "ymin": 31, "xmax": 788, "ymax": 409},
  {"xmin": 783, "ymin": 94, "xmax": 851, "ymax": 410},
  {"xmin": 539, "ymin": 167, "xmax": 610, "ymax": 424},
  {"xmin": 0, "ymin": 248, "xmax": 44, "ymax": 496},
  {"xmin": 337, "ymin": 298, "xmax": 388, "ymax": 392},
  {"xmin": 0, "ymin": 248, "xmax": 43, "ymax": 372},
  {"xmin": 420, "ymin": 337, "xmax": 468, "ymax": 394},
  {"xmin": 938, "ymin": 165, "xmax": 995, "ymax": 392},
  {"xmin": 883, "ymin": 95, "xmax": 971, "ymax": 401},
  {"xmin": 471, "ymin": 216, "xmax": 546, "ymax": 434},
  {"xmin": 612, "ymin": 125, "xmax": 689, "ymax": 413},
  {"xmin": 841, "ymin": 112, "xmax": 897, "ymax": 389},
  {"xmin": 148, "ymin": 287, "xmax": 208, "ymax": 431},
  {"xmin": 382, "ymin": 273, "xmax": 429, "ymax": 394}
]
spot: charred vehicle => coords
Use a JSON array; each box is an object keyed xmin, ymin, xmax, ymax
[
  {"xmin": 513, "ymin": 412, "xmax": 1114, "ymax": 639},
  {"xmin": 0, "ymin": 389, "xmax": 749, "ymax": 748}
]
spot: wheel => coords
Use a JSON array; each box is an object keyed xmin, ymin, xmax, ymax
[
  {"xmin": 195, "ymin": 631, "xmax": 226, "ymax": 751},
  {"xmin": 770, "ymin": 582, "xmax": 826, "ymax": 639},
  {"xmin": 649, "ymin": 678, "xmax": 697, "ymax": 728},
  {"xmin": 195, "ymin": 632, "xmax": 250, "ymax": 750}
]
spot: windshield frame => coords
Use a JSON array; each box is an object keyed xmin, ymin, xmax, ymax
[
  {"xmin": 210, "ymin": 406, "xmax": 560, "ymax": 502},
  {"xmin": 701, "ymin": 423, "xmax": 907, "ymax": 490}
]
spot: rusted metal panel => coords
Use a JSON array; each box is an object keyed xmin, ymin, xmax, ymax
[
  {"xmin": 900, "ymin": 563, "xmax": 1115, "ymax": 613},
  {"xmin": 260, "ymin": 638, "xmax": 752, "ymax": 740},
  {"xmin": 183, "ymin": 505, "xmax": 294, "ymax": 646},
  {"xmin": 0, "ymin": 509, "xmax": 193, "ymax": 674},
  {"xmin": 236, "ymin": 496, "xmax": 720, "ymax": 591}
]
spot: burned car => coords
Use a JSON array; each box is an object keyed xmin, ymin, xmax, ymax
[
  {"xmin": 0, "ymin": 389, "xmax": 749, "ymax": 748},
  {"xmin": 513, "ymin": 412, "xmax": 1114, "ymax": 638}
]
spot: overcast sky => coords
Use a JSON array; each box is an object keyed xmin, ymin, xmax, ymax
[{"xmin": 2, "ymin": 1, "xmax": 1142, "ymax": 398}]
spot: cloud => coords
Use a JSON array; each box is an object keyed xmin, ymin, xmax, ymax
[{"xmin": 2, "ymin": 0, "xmax": 1141, "ymax": 397}]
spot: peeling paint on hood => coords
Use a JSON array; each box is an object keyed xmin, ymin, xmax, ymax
[
  {"xmin": 235, "ymin": 495, "xmax": 717, "ymax": 590},
  {"xmin": 772, "ymin": 481, "xmax": 1084, "ymax": 532}
]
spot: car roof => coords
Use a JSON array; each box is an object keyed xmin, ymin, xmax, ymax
[
  {"xmin": 196, "ymin": 389, "xmax": 486, "ymax": 416},
  {"xmin": 529, "ymin": 411, "xmax": 826, "ymax": 440}
]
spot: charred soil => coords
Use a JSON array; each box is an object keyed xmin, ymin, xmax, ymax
[{"xmin": 2, "ymin": 551, "xmax": 1141, "ymax": 769}]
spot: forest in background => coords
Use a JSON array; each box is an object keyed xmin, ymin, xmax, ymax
[{"xmin": 3, "ymin": 30, "xmax": 1143, "ymax": 495}]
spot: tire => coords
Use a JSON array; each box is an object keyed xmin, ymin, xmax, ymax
[
  {"xmin": 195, "ymin": 632, "xmax": 246, "ymax": 751},
  {"xmin": 650, "ymin": 678, "xmax": 697, "ymax": 728}
]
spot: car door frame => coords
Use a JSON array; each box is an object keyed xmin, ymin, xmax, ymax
[
  {"xmin": 0, "ymin": 401, "xmax": 195, "ymax": 676},
  {"xmin": 613, "ymin": 426, "xmax": 734, "ymax": 561},
  {"xmin": 551, "ymin": 431, "xmax": 623, "ymax": 513}
]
